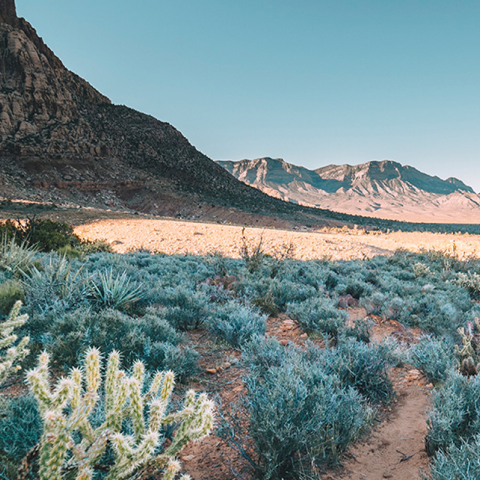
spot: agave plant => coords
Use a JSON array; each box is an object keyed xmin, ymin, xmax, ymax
[{"xmin": 88, "ymin": 268, "xmax": 144, "ymax": 310}]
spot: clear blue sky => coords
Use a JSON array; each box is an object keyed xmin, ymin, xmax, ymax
[{"xmin": 17, "ymin": 0, "xmax": 480, "ymax": 191}]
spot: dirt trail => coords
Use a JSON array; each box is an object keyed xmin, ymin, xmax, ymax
[
  {"xmin": 329, "ymin": 385, "xmax": 430, "ymax": 480},
  {"xmin": 329, "ymin": 308, "xmax": 431, "ymax": 480}
]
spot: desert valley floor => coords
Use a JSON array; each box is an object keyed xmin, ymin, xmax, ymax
[{"xmin": 74, "ymin": 217, "xmax": 480, "ymax": 261}]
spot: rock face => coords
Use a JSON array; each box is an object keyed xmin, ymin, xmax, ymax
[
  {"xmin": 218, "ymin": 158, "xmax": 480, "ymax": 224},
  {"xmin": 0, "ymin": 0, "xmax": 299, "ymax": 217}
]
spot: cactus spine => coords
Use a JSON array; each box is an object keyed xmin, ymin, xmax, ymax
[
  {"xmin": 0, "ymin": 300, "xmax": 29, "ymax": 385},
  {"xmin": 27, "ymin": 348, "xmax": 215, "ymax": 480}
]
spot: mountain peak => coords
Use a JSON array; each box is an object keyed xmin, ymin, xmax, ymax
[
  {"xmin": 0, "ymin": 0, "xmax": 17, "ymax": 26},
  {"xmin": 219, "ymin": 158, "xmax": 480, "ymax": 223}
]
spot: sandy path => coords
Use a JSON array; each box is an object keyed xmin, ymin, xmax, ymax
[
  {"xmin": 330, "ymin": 386, "xmax": 430, "ymax": 480},
  {"xmin": 75, "ymin": 218, "xmax": 480, "ymax": 261}
]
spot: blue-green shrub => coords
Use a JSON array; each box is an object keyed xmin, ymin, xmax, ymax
[
  {"xmin": 408, "ymin": 336, "xmax": 456, "ymax": 384},
  {"xmin": 208, "ymin": 302, "xmax": 267, "ymax": 348},
  {"xmin": 426, "ymin": 372, "xmax": 480, "ymax": 455},
  {"xmin": 287, "ymin": 296, "xmax": 347, "ymax": 337}
]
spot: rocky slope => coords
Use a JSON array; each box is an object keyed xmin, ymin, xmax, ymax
[
  {"xmin": 0, "ymin": 0, "xmax": 324, "ymax": 221},
  {"xmin": 218, "ymin": 158, "xmax": 480, "ymax": 224}
]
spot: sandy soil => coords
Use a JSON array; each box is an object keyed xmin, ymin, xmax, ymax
[{"xmin": 74, "ymin": 217, "xmax": 480, "ymax": 261}]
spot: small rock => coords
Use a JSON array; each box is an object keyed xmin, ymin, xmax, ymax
[
  {"xmin": 223, "ymin": 362, "xmax": 232, "ymax": 369},
  {"xmin": 279, "ymin": 339, "xmax": 289, "ymax": 346},
  {"xmin": 383, "ymin": 474, "xmax": 393, "ymax": 479},
  {"xmin": 180, "ymin": 454, "xmax": 196, "ymax": 461},
  {"xmin": 206, "ymin": 368, "xmax": 217, "ymax": 374},
  {"xmin": 300, "ymin": 333, "xmax": 308, "ymax": 338}
]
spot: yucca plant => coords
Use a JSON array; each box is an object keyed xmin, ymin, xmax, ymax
[
  {"xmin": 0, "ymin": 300, "xmax": 29, "ymax": 385},
  {"xmin": 0, "ymin": 235, "xmax": 37, "ymax": 275},
  {"xmin": 26, "ymin": 348, "xmax": 214, "ymax": 480},
  {"xmin": 88, "ymin": 268, "xmax": 144, "ymax": 310}
]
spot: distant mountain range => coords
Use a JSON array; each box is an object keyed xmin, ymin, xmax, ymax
[{"xmin": 218, "ymin": 158, "xmax": 480, "ymax": 224}]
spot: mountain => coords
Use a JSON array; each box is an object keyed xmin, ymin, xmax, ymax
[
  {"xmin": 0, "ymin": 0, "xmax": 321, "ymax": 222},
  {"xmin": 218, "ymin": 158, "xmax": 480, "ymax": 224}
]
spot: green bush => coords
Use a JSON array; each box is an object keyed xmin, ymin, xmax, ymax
[
  {"xmin": 0, "ymin": 280, "xmax": 24, "ymax": 315},
  {"xmin": 0, "ymin": 394, "xmax": 41, "ymax": 460}
]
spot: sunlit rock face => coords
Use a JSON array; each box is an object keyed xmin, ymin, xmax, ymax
[{"xmin": 219, "ymin": 158, "xmax": 480, "ymax": 224}]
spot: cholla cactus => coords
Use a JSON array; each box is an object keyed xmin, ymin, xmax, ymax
[
  {"xmin": 454, "ymin": 272, "xmax": 480, "ymax": 296},
  {"xmin": 455, "ymin": 323, "xmax": 480, "ymax": 376},
  {"xmin": 26, "ymin": 348, "xmax": 214, "ymax": 480},
  {"xmin": 412, "ymin": 262, "xmax": 432, "ymax": 278},
  {"xmin": 0, "ymin": 300, "xmax": 29, "ymax": 385}
]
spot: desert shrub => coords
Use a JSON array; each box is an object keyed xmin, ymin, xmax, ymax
[
  {"xmin": 207, "ymin": 302, "xmax": 267, "ymax": 347},
  {"xmin": 26, "ymin": 308, "xmax": 198, "ymax": 381},
  {"xmin": 78, "ymin": 238, "xmax": 113, "ymax": 254},
  {"xmin": 242, "ymin": 356, "xmax": 372, "ymax": 479},
  {"xmin": 0, "ymin": 394, "xmax": 41, "ymax": 460},
  {"xmin": 0, "ymin": 279, "xmax": 24, "ymax": 316},
  {"xmin": 335, "ymin": 277, "xmax": 374, "ymax": 299},
  {"xmin": 244, "ymin": 277, "xmax": 317, "ymax": 314},
  {"xmin": 342, "ymin": 318, "xmax": 374, "ymax": 343},
  {"xmin": 158, "ymin": 285, "xmax": 210, "ymax": 330},
  {"xmin": 360, "ymin": 291, "xmax": 388, "ymax": 316},
  {"xmin": 87, "ymin": 268, "xmax": 144, "ymax": 311},
  {"xmin": 408, "ymin": 336, "xmax": 456, "ymax": 384},
  {"xmin": 240, "ymin": 227, "xmax": 264, "ymax": 273},
  {"xmin": 323, "ymin": 338, "xmax": 394, "ymax": 403},
  {"xmin": 413, "ymin": 262, "xmax": 432, "ymax": 277},
  {"xmin": 22, "ymin": 254, "xmax": 88, "ymax": 313},
  {"xmin": 429, "ymin": 437, "xmax": 480, "ymax": 480},
  {"xmin": 143, "ymin": 342, "xmax": 200, "ymax": 382},
  {"xmin": 381, "ymin": 295, "xmax": 409, "ymax": 321},
  {"xmin": 252, "ymin": 292, "xmax": 279, "ymax": 317},
  {"xmin": 425, "ymin": 371, "xmax": 480, "ymax": 455},
  {"xmin": 0, "ymin": 236, "xmax": 37, "ymax": 275},
  {"xmin": 242, "ymin": 335, "xmax": 287, "ymax": 374},
  {"xmin": 268, "ymin": 279, "xmax": 317, "ymax": 310},
  {"xmin": 2, "ymin": 217, "xmax": 81, "ymax": 252},
  {"xmin": 287, "ymin": 296, "xmax": 347, "ymax": 337},
  {"xmin": 275, "ymin": 260, "xmax": 329, "ymax": 289}
]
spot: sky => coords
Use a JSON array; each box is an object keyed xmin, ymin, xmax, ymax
[{"xmin": 16, "ymin": 0, "xmax": 480, "ymax": 192}]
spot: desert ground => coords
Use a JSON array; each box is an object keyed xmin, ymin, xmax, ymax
[{"xmin": 74, "ymin": 217, "xmax": 480, "ymax": 261}]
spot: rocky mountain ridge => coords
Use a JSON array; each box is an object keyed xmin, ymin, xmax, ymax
[
  {"xmin": 218, "ymin": 158, "xmax": 480, "ymax": 224},
  {"xmin": 0, "ymin": 0, "xmax": 321, "ymax": 222}
]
